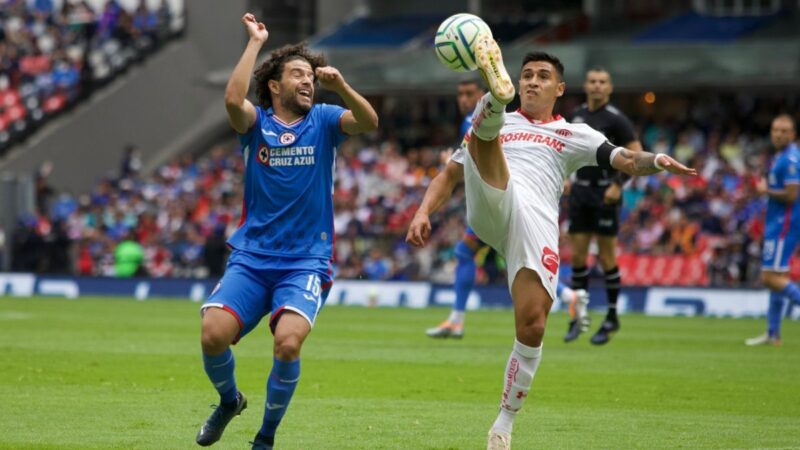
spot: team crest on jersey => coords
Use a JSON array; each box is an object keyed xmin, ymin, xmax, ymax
[
  {"xmin": 279, "ymin": 131, "xmax": 296, "ymax": 145},
  {"xmin": 555, "ymin": 128, "xmax": 572, "ymax": 137},
  {"xmin": 541, "ymin": 246, "xmax": 559, "ymax": 277},
  {"xmin": 257, "ymin": 144, "xmax": 270, "ymax": 165}
]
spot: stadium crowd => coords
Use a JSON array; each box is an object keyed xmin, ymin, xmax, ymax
[
  {"xmin": 8, "ymin": 93, "xmax": 800, "ymax": 286},
  {"xmin": 0, "ymin": 0, "xmax": 178, "ymax": 153}
]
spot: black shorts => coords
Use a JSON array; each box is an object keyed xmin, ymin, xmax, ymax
[{"xmin": 568, "ymin": 184, "xmax": 619, "ymax": 236}]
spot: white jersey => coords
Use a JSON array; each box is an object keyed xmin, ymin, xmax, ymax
[
  {"xmin": 451, "ymin": 110, "xmax": 611, "ymax": 218},
  {"xmin": 449, "ymin": 110, "xmax": 616, "ymax": 299}
]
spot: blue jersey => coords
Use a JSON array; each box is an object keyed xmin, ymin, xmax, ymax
[
  {"xmin": 228, "ymin": 104, "xmax": 348, "ymax": 261},
  {"xmin": 765, "ymin": 143, "xmax": 800, "ymax": 237}
]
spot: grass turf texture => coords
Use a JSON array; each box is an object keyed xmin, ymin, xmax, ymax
[{"xmin": 0, "ymin": 296, "xmax": 798, "ymax": 449}]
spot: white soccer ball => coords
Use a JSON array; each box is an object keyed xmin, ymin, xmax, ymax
[{"xmin": 434, "ymin": 13, "xmax": 492, "ymax": 72}]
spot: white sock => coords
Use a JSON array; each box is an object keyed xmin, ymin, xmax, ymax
[
  {"xmin": 491, "ymin": 340, "xmax": 542, "ymax": 434},
  {"xmin": 447, "ymin": 310, "xmax": 465, "ymax": 325},
  {"xmin": 471, "ymin": 92, "xmax": 506, "ymax": 141}
]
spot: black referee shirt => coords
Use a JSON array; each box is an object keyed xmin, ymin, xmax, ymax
[{"xmin": 568, "ymin": 102, "xmax": 637, "ymax": 184}]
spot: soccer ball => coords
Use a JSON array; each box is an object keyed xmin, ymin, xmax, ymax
[{"xmin": 434, "ymin": 13, "xmax": 492, "ymax": 72}]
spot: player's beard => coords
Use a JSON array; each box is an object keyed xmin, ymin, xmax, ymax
[{"xmin": 280, "ymin": 90, "xmax": 312, "ymax": 117}]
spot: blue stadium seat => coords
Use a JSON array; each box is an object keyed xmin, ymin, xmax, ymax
[{"xmin": 634, "ymin": 11, "xmax": 778, "ymax": 43}]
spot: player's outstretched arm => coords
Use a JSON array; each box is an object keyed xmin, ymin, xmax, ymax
[
  {"xmin": 224, "ymin": 13, "xmax": 267, "ymax": 134},
  {"xmin": 406, "ymin": 161, "xmax": 464, "ymax": 247},
  {"xmin": 315, "ymin": 66, "xmax": 378, "ymax": 135},
  {"xmin": 611, "ymin": 148, "xmax": 697, "ymax": 177}
]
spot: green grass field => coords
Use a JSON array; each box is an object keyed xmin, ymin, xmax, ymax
[{"xmin": 1, "ymin": 296, "xmax": 799, "ymax": 449}]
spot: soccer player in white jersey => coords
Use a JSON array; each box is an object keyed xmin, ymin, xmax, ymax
[{"xmin": 406, "ymin": 37, "xmax": 696, "ymax": 449}]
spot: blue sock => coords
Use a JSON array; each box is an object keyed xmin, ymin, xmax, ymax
[
  {"xmin": 453, "ymin": 240, "xmax": 476, "ymax": 313},
  {"xmin": 767, "ymin": 291, "xmax": 787, "ymax": 339},
  {"xmin": 203, "ymin": 348, "xmax": 238, "ymax": 404},
  {"xmin": 260, "ymin": 357, "xmax": 300, "ymax": 439},
  {"xmin": 780, "ymin": 282, "xmax": 800, "ymax": 305}
]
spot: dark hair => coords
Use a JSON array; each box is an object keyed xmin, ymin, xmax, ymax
[
  {"xmin": 521, "ymin": 51, "xmax": 565, "ymax": 81},
  {"xmin": 458, "ymin": 78, "xmax": 486, "ymax": 91},
  {"xmin": 254, "ymin": 43, "xmax": 327, "ymax": 108}
]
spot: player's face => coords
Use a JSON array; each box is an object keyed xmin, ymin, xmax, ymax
[
  {"xmin": 457, "ymin": 83, "xmax": 483, "ymax": 116},
  {"xmin": 583, "ymin": 70, "xmax": 612, "ymax": 103},
  {"xmin": 518, "ymin": 61, "xmax": 565, "ymax": 112},
  {"xmin": 770, "ymin": 117, "xmax": 796, "ymax": 150},
  {"xmin": 277, "ymin": 59, "xmax": 315, "ymax": 115}
]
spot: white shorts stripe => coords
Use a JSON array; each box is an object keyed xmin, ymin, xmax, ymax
[
  {"xmin": 281, "ymin": 306, "xmax": 314, "ymax": 329},
  {"xmin": 773, "ymin": 238, "xmax": 785, "ymax": 271}
]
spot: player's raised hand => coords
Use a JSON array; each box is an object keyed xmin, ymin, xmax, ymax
[
  {"xmin": 656, "ymin": 154, "xmax": 697, "ymax": 176},
  {"xmin": 242, "ymin": 13, "xmax": 268, "ymax": 43},
  {"xmin": 315, "ymin": 66, "xmax": 347, "ymax": 92},
  {"xmin": 406, "ymin": 212, "xmax": 432, "ymax": 247}
]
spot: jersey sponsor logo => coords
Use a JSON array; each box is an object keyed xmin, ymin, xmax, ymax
[
  {"xmin": 259, "ymin": 146, "xmax": 317, "ymax": 167},
  {"xmin": 263, "ymin": 129, "xmax": 278, "ymax": 137},
  {"xmin": 280, "ymin": 131, "xmax": 296, "ymax": 145},
  {"xmin": 499, "ymin": 132, "xmax": 565, "ymax": 152},
  {"xmin": 555, "ymin": 128, "xmax": 572, "ymax": 137},
  {"xmin": 541, "ymin": 246, "xmax": 559, "ymax": 275}
]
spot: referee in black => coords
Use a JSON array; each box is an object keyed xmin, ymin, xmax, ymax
[{"xmin": 565, "ymin": 68, "xmax": 642, "ymax": 345}]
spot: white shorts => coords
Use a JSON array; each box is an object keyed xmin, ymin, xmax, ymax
[{"xmin": 462, "ymin": 150, "xmax": 560, "ymax": 301}]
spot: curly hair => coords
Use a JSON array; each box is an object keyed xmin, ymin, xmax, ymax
[{"xmin": 253, "ymin": 43, "xmax": 327, "ymax": 109}]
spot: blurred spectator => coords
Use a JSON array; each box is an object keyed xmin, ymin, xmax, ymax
[
  {"xmin": 0, "ymin": 0, "xmax": 180, "ymax": 154},
  {"xmin": 114, "ymin": 231, "xmax": 144, "ymax": 277}
]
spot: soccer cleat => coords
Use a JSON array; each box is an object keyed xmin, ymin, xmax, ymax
[
  {"xmin": 474, "ymin": 35, "xmax": 515, "ymax": 105},
  {"xmin": 487, "ymin": 430, "xmax": 511, "ymax": 450},
  {"xmin": 745, "ymin": 333, "xmax": 782, "ymax": 347},
  {"xmin": 196, "ymin": 391, "xmax": 248, "ymax": 446},
  {"xmin": 590, "ymin": 318, "xmax": 620, "ymax": 345},
  {"xmin": 564, "ymin": 319, "xmax": 583, "ymax": 343},
  {"xmin": 563, "ymin": 289, "xmax": 590, "ymax": 343},
  {"xmin": 425, "ymin": 321, "xmax": 464, "ymax": 339},
  {"xmin": 250, "ymin": 433, "xmax": 274, "ymax": 450}
]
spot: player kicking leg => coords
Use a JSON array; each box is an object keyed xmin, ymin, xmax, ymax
[{"xmin": 470, "ymin": 38, "xmax": 542, "ymax": 450}]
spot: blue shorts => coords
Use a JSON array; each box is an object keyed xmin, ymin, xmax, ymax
[
  {"xmin": 762, "ymin": 228, "xmax": 800, "ymax": 272},
  {"xmin": 202, "ymin": 250, "xmax": 332, "ymax": 343},
  {"xmin": 463, "ymin": 226, "xmax": 483, "ymax": 244}
]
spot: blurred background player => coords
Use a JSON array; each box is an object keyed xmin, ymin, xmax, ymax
[
  {"xmin": 426, "ymin": 79, "xmax": 486, "ymax": 339},
  {"xmin": 426, "ymin": 79, "xmax": 589, "ymax": 339},
  {"xmin": 746, "ymin": 114, "xmax": 800, "ymax": 347},
  {"xmin": 565, "ymin": 68, "xmax": 643, "ymax": 345},
  {"xmin": 196, "ymin": 13, "xmax": 377, "ymax": 449}
]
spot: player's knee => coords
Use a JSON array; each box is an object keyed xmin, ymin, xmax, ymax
[
  {"xmin": 515, "ymin": 313, "xmax": 547, "ymax": 346},
  {"xmin": 201, "ymin": 325, "xmax": 233, "ymax": 355},
  {"xmin": 274, "ymin": 334, "xmax": 303, "ymax": 360},
  {"xmin": 761, "ymin": 271, "xmax": 783, "ymax": 290}
]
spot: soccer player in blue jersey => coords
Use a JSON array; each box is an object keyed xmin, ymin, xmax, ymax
[
  {"xmin": 746, "ymin": 114, "xmax": 800, "ymax": 347},
  {"xmin": 426, "ymin": 79, "xmax": 487, "ymax": 338},
  {"xmin": 195, "ymin": 13, "xmax": 378, "ymax": 449}
]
